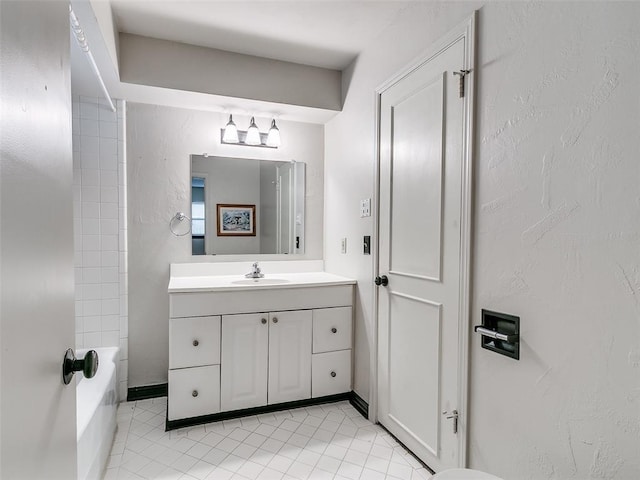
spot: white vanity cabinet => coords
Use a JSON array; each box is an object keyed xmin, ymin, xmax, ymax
[{"xmin": 167, "ymin": 266, "xmax": 356, "ymax": 425}]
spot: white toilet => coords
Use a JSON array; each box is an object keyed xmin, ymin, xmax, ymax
[{"xmin": 429, "ymin": 468, "xmax": 504, "ymax": 480}]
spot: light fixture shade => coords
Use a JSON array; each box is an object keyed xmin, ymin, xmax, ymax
[
  {"xmin": 222, "ymin": 114, "xmax": 239, "ymax": 143},
  {"xmin": 245, "ymin": 117, "xmax": 261, "ymax": 145},
  {"xmin": 266, "ymin": 119, "xmax": 281, "ymax": 147}
]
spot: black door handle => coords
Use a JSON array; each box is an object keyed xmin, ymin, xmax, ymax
[
  {"xmin": 374, "ymin": 275, "xmax": 389, "ymax": 286},
  {"xmin": 62, "ymin": 348, "xmax": 99, "ymax": 385}
]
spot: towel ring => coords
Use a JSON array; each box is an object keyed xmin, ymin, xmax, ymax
[{"xmin": 170, "ymin": 212, "xmax": 191, "ymax": 236}]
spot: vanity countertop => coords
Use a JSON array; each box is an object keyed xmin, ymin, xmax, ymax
[{"xmin": 168, "ymin": 271, "xmax": 356, "ymax": 294}]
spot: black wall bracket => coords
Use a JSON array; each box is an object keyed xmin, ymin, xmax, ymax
[{"xmin": 475, "ymin": 309, "xmax": 520, "ymax": 360}]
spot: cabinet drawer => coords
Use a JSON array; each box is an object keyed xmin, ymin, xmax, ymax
[
  {"xmin": 170, "ymin": 316, "xmax": 221, "ymax": 369},
  {"xmin": 168, "ymin": 365, "xmax": 220, "ymax": 421},
  {"xmin": 313, "ymin": 307, "xmax": 352, "ymax": 353},
  {"xmin": 312, "ymin": 350, "xmax": 351, "ymax": 398}
]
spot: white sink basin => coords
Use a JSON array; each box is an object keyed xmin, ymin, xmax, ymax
[{"xmin": 231, "ymin": 278, "xmax": 292, "ymax": 286}]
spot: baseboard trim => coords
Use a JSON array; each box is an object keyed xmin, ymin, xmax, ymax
[
  {"xmin": 166, "ymin": 392, "xmax": 352, "ymax": 431},
  {"xmin": 127, "ymin": 383, "xmax": 168, "ymax": 402},
  {"xmin": 349, "ymin": 391, "xmax": 369, "ymax": 418}
]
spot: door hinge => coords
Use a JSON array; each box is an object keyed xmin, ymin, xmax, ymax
[{"xmin": 453, "ymin": 70, "xmax": 471, "ymax": 98}]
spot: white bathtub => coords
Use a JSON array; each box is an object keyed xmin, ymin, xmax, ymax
[{"xmin": 76, "ymin": 347, "xmax": 119, "ymax": 480}]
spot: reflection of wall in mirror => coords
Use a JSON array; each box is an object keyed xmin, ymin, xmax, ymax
[{"xmin": 191, "ymin": 156, "xmax": 261, "ymax": 255}]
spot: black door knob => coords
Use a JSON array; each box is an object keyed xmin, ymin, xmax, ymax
[
  {"xmin": 374, "ymin": 275, "xmax": 389, "ymax": 286},
  {"xmin": 62, "ymin": 348, "xmax": 99, "ymax": 385}
]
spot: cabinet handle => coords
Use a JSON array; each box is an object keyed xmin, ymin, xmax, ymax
[
  {"xmin": 272, "ymin": 317, "xmax": 278, "ymax": 324},
  {"xmin": 331, "ymin": 327, "xmax": 337, "ymax": 334},
  {"xmin": 192, "ymin": 339, "xmax": 199, "ymax": 347},
  {"xmin": 330, "ymin": 371, "xmax": 337, "ymax": 378},
  {"xmin": 261, "ymin": 318, "xmax": 267, "ymax": 324},
  {"xmin": 192, "ymin": 390, "xmax": 198, "ymax": 397}
]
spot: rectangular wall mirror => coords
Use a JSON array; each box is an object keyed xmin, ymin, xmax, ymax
[{"xmin": 191, "ymin": 155, "xmax": 305, "ymax": 255}]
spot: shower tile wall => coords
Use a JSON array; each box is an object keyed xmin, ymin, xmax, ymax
[{"xmin": 73, "ymin": 96, "xmax": 128, "ymax": 400}]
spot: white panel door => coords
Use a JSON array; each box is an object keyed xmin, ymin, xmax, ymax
[
  {"xmin": 1, "ymin": 1, "xmax": 77, "ymax": 478},
  {"xmin": 221, "ymin": 313, "xmax": 269, "ymax": 411},
  {"xmin": 268, "ymin": 310, "xmax": 312, "ymax": 404},
  {"xmin": 377, "ymin": 18, "xmax": 475, "ymax": 472}
]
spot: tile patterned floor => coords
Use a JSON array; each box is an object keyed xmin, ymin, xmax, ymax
[{"xmin": 104, "ymin": 398, "xmax": 433, "ymax": 480}]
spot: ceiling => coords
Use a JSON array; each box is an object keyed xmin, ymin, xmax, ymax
[
  {"xmin": 109, "ymin": 0, "xmax": 411, "ymax": 70},
  {"xmin": 71, "ymin": 0, "xmax": 414, "ymax": 122}
]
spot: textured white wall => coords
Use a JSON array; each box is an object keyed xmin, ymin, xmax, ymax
[
  {"xmin": 127, "ymin": 103, "xmax": 324, "ymax": 387},
  {"xmin": 325, "ymin": 2, "xmax": 640, "ymax": 478}
]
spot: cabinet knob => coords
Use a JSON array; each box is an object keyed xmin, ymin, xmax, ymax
[
  {"xmin": 261, "ymin": 318, "xmax": 267, "ymax": 324},
  {"xmin": 330, "ymin": 371, "xmax": 337, "ymax": 378},
  {"xmin": 331, "ymin": 327, "xmax": 337, "ymax": 334},
  {"xmin": 192, "ymin": 339, "xmax": 199, "ymax": 347},
  {"xmin": 272, "ymin": 317, "xmax": 278, "ymax": 324},
  {"xmin": 192, "ymin": 390, "xmax": 198, "ymax": 397}
]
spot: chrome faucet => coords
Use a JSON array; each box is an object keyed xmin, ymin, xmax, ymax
[{"xmin": 245, "ymin": 262, "xmax": 264, "ymax": 279}]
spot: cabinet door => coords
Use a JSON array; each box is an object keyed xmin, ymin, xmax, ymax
[
  {"xmin": 221, "ymin": 313, "xmax": 269, "ymax": 411},
  {"xmin": 268, "ymin": 310, "xmax": 312, "ymax": 404}
]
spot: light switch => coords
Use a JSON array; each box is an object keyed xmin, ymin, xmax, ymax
[
  {"xmin": 360, "ymin": 198, "xmax": 371, "ymax": 217},
  {"xmin": 341, "ymin": 238, "xmax": 347, "ymax": 254}
]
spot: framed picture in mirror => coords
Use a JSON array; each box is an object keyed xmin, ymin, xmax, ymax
[{"xmin": 217, "ymin": 204, "xmax": 256, "ymax": 236}]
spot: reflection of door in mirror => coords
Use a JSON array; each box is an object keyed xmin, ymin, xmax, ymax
[
  {"xmin": 190, "ymin": 155, "xmax": 305, "ymax": 256},
  {"xmin": 191, "ymin": 176, "xmax": 206, "ymax": 255}
]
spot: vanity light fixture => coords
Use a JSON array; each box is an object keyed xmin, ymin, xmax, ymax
[
  {"xmin": 245, "ymin": 117, "xmax": 261, "ymax": 145},
  {"xmin": 222, "ymin": 115, "xmax": 239, "ymax": 144},
  {"xmin": 266, "ymin": 119, "xmax": 281, "ymax": 147},
  {"xmin": 220, "ymin": 116, "xmax": 280, "ymax": 148}
]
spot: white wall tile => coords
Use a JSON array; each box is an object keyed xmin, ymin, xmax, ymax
[
  {"xmin": 102, "ymin": 235, "xmax": 118, "ymax": 251},
  {"xmin": 81, "ymin": 169, "xmax": 100, "ymax": 187},
  {"xmin": 74, "ymin": 101, "xmax": 127, "ymax": 381},
  {"xmin": 81, "ymin": 202, "xmax": 100, "ymax": 219},
  {"xmin": 101, "ymin": 218, "xmax": 119, "ymax": 235},
  {"xmin": 99, "ymin": 121, "xmax": 118, "ymax": 139},
  {"xmin": 82, "ymin": 218, "xmax": 100, "ymax": 235},
  {"xmin": 101, "ymin": 331, "xmax": 120, "ymax": 347},
  {"xmin": 99, "ymin": 104, "xmax": 117, "ymax": 122},
  {"xmin": 101, "ymin": 187, "xmax": 118, "ymax": 203},
  {"xmin": 84, "ymin": 284, "xmax": 102, "ymax": 300},
  {"xmin": 80, "ymin": 101, "xmax": 98, "ymax": 119},
  {"xmin": 83, "ymin": 234, "xmax": 100, "ymax": 251},
  {"xmin": 83, "ymin": 315, "xmax": 101, "ymax": 332},
  {"xmin": 102, "ymin": 315, "xmax": 119, "ymax": 331},
  {"xmin": 100, "ymin": 153, "xmax": 118, "ymax": 171},
  {"xmin": 101, "ymin": 298, "xmax": 119, "ymax": 315},
  {"xmin": 101, "ymin": 170, "xmax": 118, "ymax": 187},
  {"xmin": 101, "ymin": 251, "xmax": 119, "ymax": 267},
  {"xmin": 84, "ymin": 332, "xmax": 101, "ymax": 347},
  {"xmin": 120, "ymin": 317, "xmax": 128, "ymax": 338},
  {"xmin": 100, "ymin": 138, "xmax": 117, "ymax": 156},
  {"xmin": 101, "ymin": 283, "xmax": 119, "ymax": 299},
  {"xmin": 80, "ymin": 118, "xmax": 99, "ymax": 137},
  {"xmin": 81, "ymin": 186, "xmax": 101, "ymax": 203},
  {"xmin": 101, "ymin": 267, "xmax": 118, "ymax": 283},
  {"xmin": 119, "ymin": 338, "xmax": 128, "ymax": 360},
  {"xmin": 82, "ymin": 267, "xmax": 101, "ymax": 284},
  {"xmin": 80, "ymin": 135, "xmax": 99, "ymax": 158},
  {"xmin": 82, "ymin": 251, "xmax": 101, "ymax": 268},
  {"xmin": 101, "ymin": 203, "xmax": 118, "ymax": 219}
]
